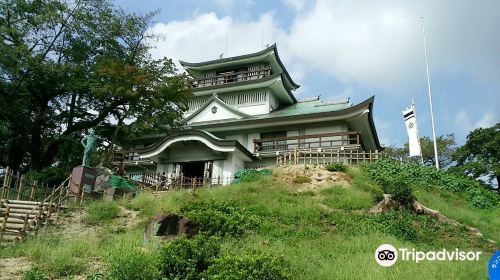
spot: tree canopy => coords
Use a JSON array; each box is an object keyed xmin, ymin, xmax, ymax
[
  {"xmin": 451, "ymin": 122, "xmax": 500, "ymax": 189},
  {"xmin": 0, "ymin": 0, "xmax": 191, "ymax": 172},
  {"xmin": 382, "ymin": 134, "xmax": 457, "ymax": 167}
]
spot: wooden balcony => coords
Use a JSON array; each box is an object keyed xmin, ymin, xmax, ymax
[
  {"xmin": 253, "ymin": 131, "xmax": 361, "ymax": 154},
  {"xmin": 189, "ymin": 67, "xmax": 271, "ymax": 88},
  {"xmin": 112, "ymin": 150, "xmax": 154, "ymax": 165}
]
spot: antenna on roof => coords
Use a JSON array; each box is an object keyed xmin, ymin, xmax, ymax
[
  {"xmin": 219, "ymin": 53, "xmax": 224, "ymax": 59},
  {"xmin": 225, "ymin": 32, "xmax": 228, "ymax": 57},
  {"xmin": 261, "ymin": 29, "xmax": 264, "ymax": 49},
  {"xmin": 265, "ymin": 43, "xmax": 270, "ymax": 48}
]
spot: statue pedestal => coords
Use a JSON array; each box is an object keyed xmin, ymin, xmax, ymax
[{"xmin": 69, "ymin": 166, "xmax": 97, "ymax": 197}]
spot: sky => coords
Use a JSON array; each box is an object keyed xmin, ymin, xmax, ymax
[{"xmin": 114, "ymin": 0, "xmax": 499, "ymax": 147}]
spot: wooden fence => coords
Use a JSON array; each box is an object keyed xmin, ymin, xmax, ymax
[
  {"xmin": 276, "ymin": 148, "xmax": 380, "ymax": 166},
  {"xmin": 0, "ymin": 167, "xmax": 54, "ymax": 202},
  {"xmin": 136, "ymin": 174, "xmax": 234, "ymax": 192},
  {"xmin": 0, "ymin": 168, "xmax": 71, "ymax": 244},
  {"xmin": 125, "ymin": 169, "xmax": 233, "ymax": 190}
]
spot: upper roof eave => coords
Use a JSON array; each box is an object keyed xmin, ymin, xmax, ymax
[
  {"xmin": 179, "ymin": 44, "xmax": 300, "ymax": 90},
  {"xmin": 191, "ymin": 73, "xmax": 297, "ymax": 104}
]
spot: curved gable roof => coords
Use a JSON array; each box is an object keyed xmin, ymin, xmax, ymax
[
  {"xmin": 180, "ymin": 44, "xmax": 300, "ymax": 91},
  {"xmin": 136, "ymin": 129, "xmax": 254, "ymax": 160},
  {"xmin": 182, "ymin": 94, "xmax": 250, "ymax": 124}
]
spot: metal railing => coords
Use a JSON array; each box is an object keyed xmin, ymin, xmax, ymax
[
  {"xmin": 254, "ymin": 131, "xmax": 361, "ymax": 154},
  {"xmin": 276, "ymin": 148, "xmax": 380, "ymax": 166},
  {"xmin": 190, "ymin": 67, "xmax": 271, "ymax": 88},
  {"xmin": 125, "ymin": 170, "xmax": 233, "ymax": 191}
]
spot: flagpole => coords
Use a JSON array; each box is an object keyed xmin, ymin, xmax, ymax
[
  {"xmin": 412, "ymin": 99, "xmax": 425, "ymax": 165},
  {"xmin": 421, "ymin": 17, "xmax": 440, "ymax": 170}
]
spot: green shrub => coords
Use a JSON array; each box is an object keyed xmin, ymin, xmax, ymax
[
  {"xmin": 26, "ymin": 167, "xmax": 68, "ymax": 187},
  {"xmin": 292, "ymin": 175, "xmax": 311, "ymax": 184},
  {"xmin": 375, "ymin": 211, "xmax": 418, "ymax": 242},
  {"xmin": 234, "ymin": 168, "xmax": 272, "ymax": 183},
  {"xmin": 378, "ymin": 175, "xmax": 415, "ymax": 207},
  {"xmin": 325, "ymin": 163, "xmax": 347, "ymax": 173},
  {"xmin": 106, "ymin": 244, "xmax": 161, "ymax": 280},
  {"xmin": 161, "ymin": 234, "xmax": 220, "ymax": 280},
  {"xmin": 204, "ymin": 253, "xmax": 290, "ymax": 280},
  {"xmin": 364, "ymin": 159, "xmax": 499, "ymax": 209},
  {"xmin": 23, "ymin": 267, "xmax": 48, "ymax": 280},
  {"xmin": 465, "ymin": 187, "xmax": 499, "ymax": 209},
  {"xmin": 180, "ymin": 200, "xmax": 259, "ymax": 237},
  {"xmin": 82, "ymin": 201, "xmax": 120, "ymax": 225}
]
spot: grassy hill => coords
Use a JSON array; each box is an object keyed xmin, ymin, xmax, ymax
[{"xmin": 1, "ymin": 163, "xmax": 498, "ymax": 280}]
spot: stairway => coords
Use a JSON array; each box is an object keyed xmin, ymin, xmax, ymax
[
  {"xmin": 0, "ymin": 174, "xmax": 71, "ymax": 245},
  {"xmin": 0, "ymin": 199, "xmax": 62, "ymax": 244}
]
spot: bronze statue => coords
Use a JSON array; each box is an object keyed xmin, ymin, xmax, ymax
[{"xmin": 81, "ymin": 128, "xmax": 96, "ymax": 167}]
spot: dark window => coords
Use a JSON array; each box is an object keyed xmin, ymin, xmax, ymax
[{"xmin": 260, "ymin": 131, "xmax": 287, "ymax": 151}]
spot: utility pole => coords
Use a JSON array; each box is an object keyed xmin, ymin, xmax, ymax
[{"xmin": 421, "ymin": 17, "xmax": 440, "ymax": 170}]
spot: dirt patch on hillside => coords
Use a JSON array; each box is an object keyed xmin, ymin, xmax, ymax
[
  {"xmin": 57, "ymin": 207, "xmax": 100, "ymax": 239},
  {"xmin": 58, "ymin": 206, "xmax": 141, "ymax": 239},
  {"xmin": 0, "ymin": 257, "xmax": 32, "ymax": 280},
  {"xmin": 272, "ymin": 165, "xmax": 351, "ymax": 193}
]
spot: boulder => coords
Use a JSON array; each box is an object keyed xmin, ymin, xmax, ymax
[{"xmin": 144, "ymin": 213, "xmax": 199, "ymax": 242}]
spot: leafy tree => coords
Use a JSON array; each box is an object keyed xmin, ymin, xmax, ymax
[
  {"xmin": 418, "ymin": 134, "xmax": 457, "ymax": 167},
  {"xmin": 0, "ymin": 0, "xmax": 191, "ymax": 172},
  {"xmin": 451, "ymin": 123, "xmax": 500, "ymax": 190},
  {"xmin": 380, "ymin": 145, "xmax": 407, "ymax": 160},
  {"xmin": 382, "ymin": 134, "xmax": 457, "ymax": 167}
]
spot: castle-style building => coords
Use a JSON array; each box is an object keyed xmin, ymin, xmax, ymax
[{"xmin": 117, "ymin": 44, "xmax": 382, "ymax": 184}]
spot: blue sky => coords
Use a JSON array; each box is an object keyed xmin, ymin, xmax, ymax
[{"xmin": 115, "ymin": 0, "xmax": 499, "ymax": 147}]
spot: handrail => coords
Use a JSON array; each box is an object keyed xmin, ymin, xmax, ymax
[
  {"xmin": 253, "ymin": 131, "xmax": 360, "ymax": 153},
  {"xmin": 189, "ymin": 67, "xmax": 271, "ymax": 88},
  {"xmin": 253, "ymin": 131, "xmax": 359, "ymax": 143},
  {"xmin": 0, "ymin": 173, "xmax": 72, "ymax": 244},
  {"xmin": 24, "ymin": 175, "xmax": 70, "ymax": 217}
]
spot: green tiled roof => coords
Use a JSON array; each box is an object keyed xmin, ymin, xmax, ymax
[{"xmin": 265, "ymin": 99, "xmax": 352, "ymax": 119}]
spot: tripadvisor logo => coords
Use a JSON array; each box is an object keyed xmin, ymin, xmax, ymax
[{"xmin": 375, "ymin": 244, "xmax": 482, "ymax": 267}]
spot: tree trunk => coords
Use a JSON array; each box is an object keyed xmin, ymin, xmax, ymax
[
  {"xmin": 496, "ymin": 174, "xmax": 500, "ymax": 194},
  {"xmin": 67, "ymin": 92, "xmax": 78, "ymax": 129},
  {"xmin": 100, "ymin": 115, "xmax": 125, "ymax": 167},
  {"xmin": 30, "ymin": 103, "xmax": 48, "ymax": 171}
]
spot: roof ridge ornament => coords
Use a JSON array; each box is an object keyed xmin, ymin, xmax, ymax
[{"xmin": 314, "ymin": 97, "xmax": 350, "ymax": 107}]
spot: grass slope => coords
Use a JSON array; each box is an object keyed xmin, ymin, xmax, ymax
[{"xmin": 1, "ymin": 166, "xmax": 498, "ymax": 279}]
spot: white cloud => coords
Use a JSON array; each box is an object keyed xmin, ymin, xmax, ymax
[
  {"xmin": 148, "ymin": 0, "xmax": 499, "ymax": 96},
  {"xmin": 282, "ymin": 0, "xmax": 306, "ymax": 11},
  {"xmin": 455, "ymin": 111, "xmax": 497, "ymax": 136},
  {"xmin": 148, "ymin": 12, "xmax": 288, "ymax": 71},
  {"xmin": 285, "ymin": 0, "xmax": 500, "ymax": 93},
  {"xmin": 374, "ymin": 117, "xmax": 404, "ymax": 146}
]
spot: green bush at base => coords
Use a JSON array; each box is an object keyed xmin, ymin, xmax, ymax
[
  {"xmin": 161, "ymin": 235, "xmax": 220, "ymax": 280},
  {"xmin": 365, "ymin": 159, "xmax": 499, "ymax": 209},
  {"xmin": 204, "ymin": 253, "xmax": 290, "ymax": 280},
  {"xmin": 233, "ymin": 169, "xmax": 272, "ymax": 183},
  {"xmin": 325, "ymin": 163, "xmax": 347, "ymax": 173},
  {"xmin": 180, "ymin": 200, "xmax": 260, "ymax": 237},
  {"xmin": 106, "ymin": 245, "xmax": 161, "ymax": 280}
]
